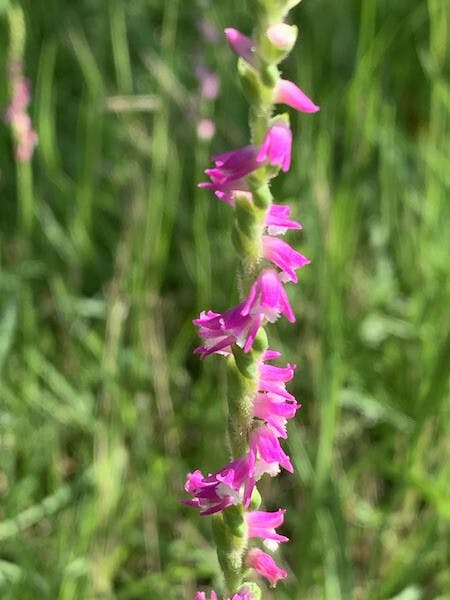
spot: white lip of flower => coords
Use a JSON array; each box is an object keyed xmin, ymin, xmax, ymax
[
  {"xmin": 250, "ymin": 305, "xmax": 280, "ymax": 323},
  {"xmin": 255, "ymin": 458, "xmax": 280, "ymax": 479},
  {"xmin": 216, "ymin": 482, "xmax": 240, "ymax": 503},
  {"xmin": 263, "ymin": 538, "xmax": 280, "ymax": 552},
  {"xmin": 264, "ymin": 308, "xmax": 281, "ymax": 322},
  {"xmin": 236, "ymin": 332, "xmax": 247, "ymax": 348},
  {"xmin": 267, "ymin": 225, "xmax": 288, "ymax": 236}
]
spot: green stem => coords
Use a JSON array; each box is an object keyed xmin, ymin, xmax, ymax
[
  {"xmin": 17, "ymin": 160, "xmax": 34, "ymax": 243},
  {"xmin": 217, "ymin": 1, "xmax": 299, "ymax": 594}
]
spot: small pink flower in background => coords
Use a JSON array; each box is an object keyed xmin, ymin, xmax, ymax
[
  {"xmin": 196, "ymin": 66, "xmax": 220, "ymax": 101},
  {"xmin": 262, "ymin": 235, "xmax": 310, "ymax": 282},
  {"xmin": 274, "ymin": 79, "xmax": 319, "ymax": 114},
  {"xmin": 256, "ymin": 122, "xmax": 292, "ymax": 172},
  {"xmin": 249, "ymin": 424, "xmax": 294, "ymax": 476},
  {"xmin": 197, "ymin": 17, "xmax": 220, "ymax": 44},
  {"xmin": 197, "ymin": 118, "xmax": 216, "ymax": 141},
  {"xmin": 246, "ymin": 509, "xmax": 289, "ymax": 550},
  {"xmin": 182, "ymin": 455, "xmax": 255, "ymax": 515},
  {"xmin": 225, "ymin": 28, "xmax": 256, "ymax": 66},
  {"xmin": 246, "ymin": 548, "xmax": 287, "ymax": 587},
  {"xmin": 265, "ymin": 204, "xmax": 302, "ymax": 235},
  {"xmin": 5, "ymin": 62, "xmax": 38, "ymax": 161}
]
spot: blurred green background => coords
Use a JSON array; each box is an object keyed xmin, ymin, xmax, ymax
[{"xmin": 0, "ymin": 0, "xmax": 449, "ymax": 598}]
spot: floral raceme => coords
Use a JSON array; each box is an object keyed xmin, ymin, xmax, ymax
[{"xmin": 186, "ymin": 3, "xmax": 319, "ymax": 598}]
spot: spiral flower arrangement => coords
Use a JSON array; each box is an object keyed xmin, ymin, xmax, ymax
[{"xmin": 184, "ymin": 1, "xmax": 319, "ymax": 597}]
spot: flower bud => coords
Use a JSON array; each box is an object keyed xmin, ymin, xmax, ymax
[{"xmin": 266, "ymin": 23, "xmax": 298, "ymax": 51}]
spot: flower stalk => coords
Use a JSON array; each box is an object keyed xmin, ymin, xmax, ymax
[
  {"xmin": 5, "ymin": 5, "xmax": 38, "ymax": 240},
  {"xmin": 186, "ymin": 0, "xmax": 319, "ymax": 597}
]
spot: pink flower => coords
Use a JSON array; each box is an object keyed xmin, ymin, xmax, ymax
[
  {"xmin": 197, "ymin": 118, "xmax": 216, "ymax": 141},
  {"xmin": 200, "ymin": 124, "xmax": 293, "ymax": 203},
  {"xmin": 274, "ymin": 79, "xmax": 319, "ymax": 113},
  {"xmin": 230, "ymin": 589, "xmax": 253, "ymax": 600},
  {"xmin": 249, "ymin": 424, "xmax": 294, "ymax": 477},
  {"xmin": 197, "ymin": 18, "xmax": 220, "ymax": 44},
  {"xmin": 246, "ymin": 509, "xmax": 289, "ymax": 550},
  {"xmin": 258, "ymin": 350, "xmax": 296, "ymax": 398},
  {"xmin": 253, "ymin": 391, "xmax": 299, "ymax": 438},
  {"xmin": 246, "ymin": 548, "xmax": 287, "ymax": 587},
  {"xmin": 256, "ymin": 122, "xmax": 292, "ymax": 172},
  {"xmin": 193, "ymin": 304, "xmax": 255, "ymax": 358},
  {"xmin": 195, "ymin": 590, "xmax": 217, "ymax": 600},
  {"xmin": 196, "ymin": 66, "xmax": 220, "ymax": 101},
  {"xmin": 265, "ymin": 204, "xmax": 302, "ymax": 235},
  {"xmin": 225, "ymin": 28, "xmax": 256, "ymax": 66},
  {"xmin": 182, "ymin": 455, "xmax": 254, "ymax": 515},
  {"xmin": 5, "ymin": 63, "xmax": 38, "ymax": 162},
  {"xmin": 258, "ymin": 349, "xmax": 295, "ymax": 398},
  {"xmin": 262, "ymin": 235, "xmax": 310, "ymax": 282},
  {"xmin": 241, "ymin": 268, "xmax": 295, "ymax": 325},
  {"xmin": 209, "ymin": 145, "xmax": 260, "ymax": 179},
  {"xmin": 194, "ymin": 270, "xmax": 295, "ymax": 357},
  {"xmin": 254, "ymin": 350, "xmax": 300, "ymax": 435},
  {"xmin": 199, "ymin": 145, "xmax": 258, "ymax": 203},
  {"xmin": 196, "ymin": 592, "xmax": 217, "ymax": 600}
]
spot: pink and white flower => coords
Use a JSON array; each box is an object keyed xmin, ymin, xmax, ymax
[
  {"xmin": 256, "ymin": 122, "xmax": 292, "ymax": 172},
  {"xmin": 258, "ymin": 350, "xmax": 296, "ymax": 399},
  {"xmin": 246, "ymin": 548, "xmax": 287, "ymax": 587},
  {"xmin": 246, "ymin": 509, "xmax": 289, "ymax": 550},
  {"xmin": 182, "ymin": 455, "xmax": 255, "ymax": 515},
  {"xmin": 249, "ymin": 424, "xmax": 294, "ymax": 477},
  {"xmin": 254, "ymin": 350, "xmax": 300, "ymax": 436},
  {"xmin": 262, "ymin": 235, "xmax": 310, "ymax": 282},
  {"xmin": 200, "ymin": 123, "xmax": 293, "ymax": 202},
  {"xmin": 241, "ymin": 268, "xmax": 295, "ymax": 325},
  {"xmin": 194, "ymin": 270, "xmax": 295, "ymax": 358},
  {"xmin": 193, "ymin": 304, "xmax": 255, "ymax": 358},
  {"xmin": 265, "ymin": 203, "xmax": 302, "ymax": 235},
  {"xmin": 252, "ymin": 390, "xmax": 299, "ymax": 438},
  {"xmin": 199, "ymin": 145, "xmax": 258, "ymax": 203}
]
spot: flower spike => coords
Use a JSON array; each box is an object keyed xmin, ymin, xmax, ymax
[{"xmin": 187, "ymin": 0, "xmax": 319, "ymax": 595}]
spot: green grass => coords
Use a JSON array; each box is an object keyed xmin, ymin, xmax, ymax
[{"xmin": 0, "ymin": 0, "xmax": 449, "ymax": 598}]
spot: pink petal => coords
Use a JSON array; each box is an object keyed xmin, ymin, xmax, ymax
[
  {"xmin": 246, "ymin": 548, "xmax": 287, "ymax": 587},
  {"xmin": 225, "ymin": 28, "xmax": 256, "ymax": 65},
  {"xmin": 274, "ymin": 79, "xmax": 320, "ymax": 114}
]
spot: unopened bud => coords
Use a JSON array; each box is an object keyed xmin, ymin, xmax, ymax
[{"xmin": 266, "ymin": 23, "xmax": 298, "ymax": 51}]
